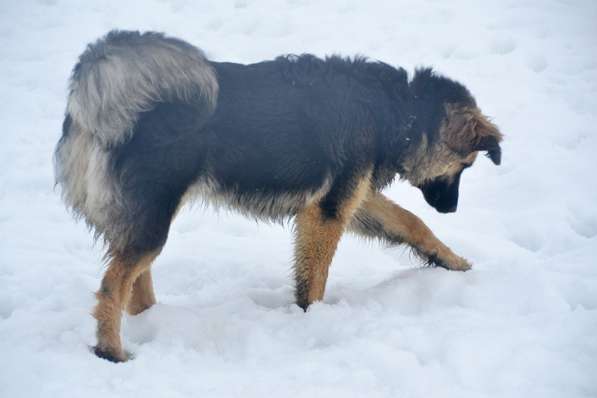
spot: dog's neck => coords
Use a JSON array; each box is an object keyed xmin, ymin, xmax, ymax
[{"xmin": 371, "ymin": 105, "xmax": 423, "ymax": 189}]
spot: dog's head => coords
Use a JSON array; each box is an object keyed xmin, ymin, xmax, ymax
[{"xmin": 402, "ymin": 69, "xmax": 503, "ymax": 213}]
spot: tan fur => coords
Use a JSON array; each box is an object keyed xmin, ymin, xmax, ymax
[
  {"xmin": 401, "ymin": 104, "xmax": 501, "ymax": 187},
  {"xmin": 401, "ymin": 135, "xmax": 465, "ymax": 186},
  {"xmin": 127, "ymin": 269, "xmax": 157, "ymax": 315},
  {"xmin": 294, "ymin": 206, "xmax": 345, "ymax": 304},
  {"xmin": 294, "ymin": 171, "xmax": 371, "ymax": 307},
  {"xmin": 177, "ymin": 173, "xmax": 334, "ymax": 222},
  {"xmin": 443, "ymin": 104, "xmax": 503, "ymax": 153},
  {"xmin": 94, "ymin": 252, "xmax": 159, "ymax": 361},
  {"xmin": 352, "ymin": 191, "xmax": 471, "ymax": 270}
]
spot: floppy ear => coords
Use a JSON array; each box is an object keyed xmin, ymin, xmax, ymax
[
  {"xmin": 474, "ymin": 134, "xmax": 501, "ymax": 165},
  {"xmin": 443, "ymin": 104, "xmax": 503, "ymax": 165}
]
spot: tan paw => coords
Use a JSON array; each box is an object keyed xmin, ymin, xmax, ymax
[
  {"xmin": 92, "ymin": 345, "xmax": 129, "ymax": 363},
  {"xmin": 447, "ymin": 255, "xmax": 472, "ymax": 271},
  {"xmin": 429, "ymin": 251, "xmax": 472, "ymax": 271}
]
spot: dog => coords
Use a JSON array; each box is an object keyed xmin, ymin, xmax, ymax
[{"xmin": 54, "ymin": 30, "xmax": 503, "ymax": 362}]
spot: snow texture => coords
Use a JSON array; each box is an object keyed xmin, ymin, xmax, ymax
[{"xmin": 1, "ymin": 1, "xmax": 596, "ymax": 397}]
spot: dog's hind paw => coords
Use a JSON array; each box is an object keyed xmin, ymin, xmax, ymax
[{"xmin": 91, "ymin": 345, "xmax": 130, "ymax": 363}]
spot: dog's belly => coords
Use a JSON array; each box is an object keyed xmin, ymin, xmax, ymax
[{"xmin": 183, "ymin": 172, "xmax": 332, "ymax": 221}]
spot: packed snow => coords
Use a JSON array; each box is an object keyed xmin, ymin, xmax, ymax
[{"xmin": 1, "ymin": 0, "xmax": 596, "ymax": 397}]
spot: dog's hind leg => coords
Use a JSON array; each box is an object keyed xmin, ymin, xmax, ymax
[
  {"xmin": 92, "ymin": 102, "xmax": 207, "ymax": 361},
  {"xmin": 294, "ymin": 172, "xmax": 371, "ymax": 310},
  {"xmin": 127, "ymin": 268, "xmax": 156, "ymax": 315},
  {"xmin": 94, "ymin": 250, "xmax": 160, "ymax": 362},
  {"xmin": 349, "ymin": 191, "xmax": 471, "ymax": 271}
]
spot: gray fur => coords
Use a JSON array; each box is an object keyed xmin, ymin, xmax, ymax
[
  {"xmin": 55, "ymin": 30, "xmax": 219, "ymax": 253},
  {"xmin": 54, "ymin": 118, "xmax": 132, "ymax": 252},
  {"xmin": 67, "ymin": 30, "xmax": 218, "ymax": 147},
  {"xmin": 184, "ymin": 174, "xmax": 333, "ymax": 223}
]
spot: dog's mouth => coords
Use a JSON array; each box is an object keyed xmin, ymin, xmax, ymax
[{"xmin": 420, "ymin": 175, "xmax": 460, "ymax": 213}]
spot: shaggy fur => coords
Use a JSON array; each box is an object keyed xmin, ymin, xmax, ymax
[
  {"xmin": 54, "ymin": 30, "xmax": 503, "ymax": 362},
  {"xmin": 67, "ymin": 30, "xmax": 218, "ymax": 147}
]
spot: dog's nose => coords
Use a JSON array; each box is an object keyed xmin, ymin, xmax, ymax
[{"xmin": 436, "ymin": 203, "xmax": 457, "ymax": 213}]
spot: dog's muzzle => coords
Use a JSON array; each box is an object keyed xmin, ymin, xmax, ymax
[{"xmin": 420, "ymin": 173, "xmax": 461, "ymax": 213}]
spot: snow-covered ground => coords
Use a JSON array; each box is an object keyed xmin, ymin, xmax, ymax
[{"xmin": 1, "ymin": 0, "xmax": 596, "ymax": 397}]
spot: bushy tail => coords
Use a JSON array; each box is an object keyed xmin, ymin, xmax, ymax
[
  {"xmin": 54, "ymin": 30, "xmax": 218, "ymax": 250},
  {"xmin": 65, "ymin": 30, "xmax": 218, "ymax": 147}
]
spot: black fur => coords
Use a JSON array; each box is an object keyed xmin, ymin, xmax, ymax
[
  {"xmin": 110, "ymin": 102, "xmax": 208, "ymax": 258},
  {"xmin": 410, "ymin": 68, "xmax": 476, "ymax": 146},
  {"xmin": 60, "ymin": 52, "xmax": 480, "ymax": 260},
  {"xmin": 54, "ymin": 32, "xmax": 506, "ymax": 362},
  {"xmin": 205, "ymin": 56, "xmax": 407, "ymax": 195},
  {"xmin": 92, "ymin": 346, "xmax": 124, "ymax": 363},
  {"xmin": 475, "ymin": 135, "xmax": 502, "ymax": 165},
  {"xmin": 420, "ymin": 170, "xmax": 463, "ymax": 213}
]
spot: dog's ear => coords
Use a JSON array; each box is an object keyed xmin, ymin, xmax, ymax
[
  {"xmin": 443, "ymin": 104, "xmax": 503, "ymax": 165},
  {"xmin": 474, "ymin": 133, "xmax": 502, "ymax": 165}
]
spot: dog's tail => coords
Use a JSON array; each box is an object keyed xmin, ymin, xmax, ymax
[
  {"xmin": 54, "ymin": 30, "xmax": 218, "ymax": 250},
  {"xmin": 64, "ymin": 30, "xmax": 218, "ymax": 147}
]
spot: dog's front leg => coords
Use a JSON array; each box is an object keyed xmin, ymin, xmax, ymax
[
  {"xmin": 294, "ymin": 172, "xmax": 371, "ymax": 310},
  {"xmin": 293, "ymin": 203, "xmax": 346, "ymax": 310},
  {"xmin": 349, "ymin": 191, "xmax": 471, "ymax": 271}
]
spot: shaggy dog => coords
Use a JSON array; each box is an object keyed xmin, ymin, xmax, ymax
[{"xmin": 55, "ymin": 30, "xmax": 503, "ymax": 362}]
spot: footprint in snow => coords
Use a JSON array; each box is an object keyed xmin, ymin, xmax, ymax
[
  {"xmin": 509, "ymin": 230, "xmax": 544, "ymax": 252},
  {"xmin": 527, "ymin": 55, "xmax": 548, "ymax": 73},
  {"xmin": 567, "ymin": 212, "xmax": 597, "ymax": 239}
]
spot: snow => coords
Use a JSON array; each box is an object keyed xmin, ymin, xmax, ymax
[{"xmin": 1, "ymin": 0, "xmax": 597, "ymax": 397}]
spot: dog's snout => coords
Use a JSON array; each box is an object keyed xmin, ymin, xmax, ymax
[
  {"xmin": 420, "ymin": 176, "xmax": 460, "ymax": 214},
  {"xmin": 434, "ymin": 202, "xmax": 457, "ymax": 213}
]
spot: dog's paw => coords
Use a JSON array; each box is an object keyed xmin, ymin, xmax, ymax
[
  {"xmin": 92, "ymin": 345, "xmax": 129, "ymax": 363},
  {"xmin": 446, "ymin": 255, "xmax": 472, "ymax": 271},
  {"xmin": 429, "ymin": 252, "xmax": 472, "ymax": 271}
]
